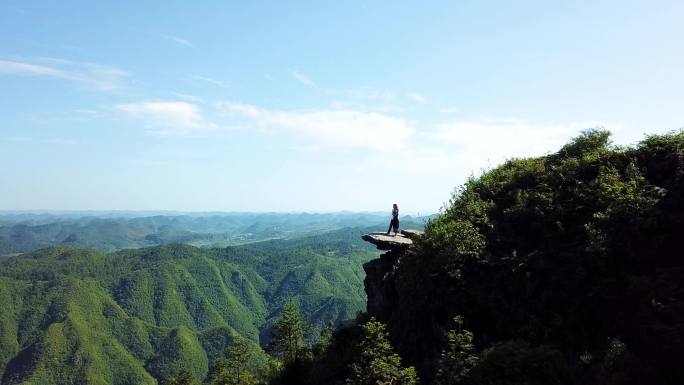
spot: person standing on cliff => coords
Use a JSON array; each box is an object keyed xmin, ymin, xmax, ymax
[{"xmin": 386, "ymin": 203, "xmax": 400, "ymax": 236}]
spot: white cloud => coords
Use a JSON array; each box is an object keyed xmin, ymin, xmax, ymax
[
  {"xmin": 439, "ymin": 107, "xmax": 460, "ymax": 114},
  {"xmin": 345, "ymin": 87, "xmax": 395, "ymax": 102},
  {"xmin": 431, "ymin": 118, "xmax": 620, "ymax": 172},
  {"xmin": 0, "ymin": 58, "xmax": 128, "ymax": 91},
  {"xmin": 75, "ymin": 109, "xmax": 98, "ymax": 115},
  {"xmin": 407, "ymin": 92, "xmax": 427, "ymax": 104},
  {"xmin": 291, "ymin": 70, "xmax": 318, "ymax": 88},
  {"xmin": 330, "ymin": 101, "xmax": 345, "ymax": 109},
  {"xmin": 116, "ymin": 101, "xmax": 219, "ymax": 135},
  {"xmin": 160, "ymin": 34, "xmax": 194, "ymax": 48},
  {"xmin": 216, "ymin": 101, "xmax": 413, "ymax": 151}
]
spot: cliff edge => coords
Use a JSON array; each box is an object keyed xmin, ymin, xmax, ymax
[{"xmin": 361, "ymin": 230, "xmax": 423, "ymax": 321}]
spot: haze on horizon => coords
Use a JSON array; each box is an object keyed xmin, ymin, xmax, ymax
[{"xmin": 1, "ymin": 1, "xmax": 682, "ymax": 213}]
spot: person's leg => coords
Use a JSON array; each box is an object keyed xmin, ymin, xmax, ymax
[
  {"xmin": 386, "ymin": 221, "xmax": 392, "ymax": 235},
  {"xmin": 394, "ymin": 220, "xmax": 400, "ymax": 234}
]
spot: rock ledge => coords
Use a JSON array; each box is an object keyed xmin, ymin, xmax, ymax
[{"xmin": 362, "ymin": 230, "xmax": 421, "ymax": 251}]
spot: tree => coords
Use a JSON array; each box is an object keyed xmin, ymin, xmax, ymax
[
  {"xmin": 346, "ymin": 318, "xmax": 418, "ymax": 385},
  {"xmin": 313, "ymin": 320, "xmax": 334, "ymax": 356},
  {"xmin": 165, "ymin": 369, "xmax": 196, "ymax": 385},
  {"xmin": 435, "ymin": 316, "xmax": 478, "ymax": 385},
  {"xmin": 268, "ymin": 299, "xmax": 307, "ymax": 364},
  {"xmin": 207, "ymin": 336, "xmax": 259, "ymax": 385}
]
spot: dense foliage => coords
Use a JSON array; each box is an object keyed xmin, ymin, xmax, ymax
[
  {"xmin": 4, "ymin": 129, "xmax": 682, "ymax": 385},
  {"xmin": 383, "ymin": 129, "xmax": 684, "ymax": 384},
  {"xmin": 0, "ymin": 228, "xmax": 379, "ymax": 384},
  {"xmin": 267, "ymin": 314, "xmax": 417, "ymax": 385},
  {"xmin": 275, "ymin": 129, "xmax": 684, "ymax": 385},
  {"xmin": 345, "ymin": 318, "xmax": 418, "ymax": 385}
]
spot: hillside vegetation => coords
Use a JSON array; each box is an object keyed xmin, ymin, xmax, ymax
[
  {"xmin": 277, "ymin": 130, "xmax": 684, "ymax": 385},
  {"xmin": 0, "ymin": 228, "xmax": 379, "ymax": 384},
  {"xmin": 0, "ymin": 213, "xmax": 426, "ymax": 255}
]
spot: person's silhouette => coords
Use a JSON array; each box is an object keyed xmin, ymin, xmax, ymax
[{"xmin": 386, "ymin": 203, "xmax": 399, "ymax": 235}]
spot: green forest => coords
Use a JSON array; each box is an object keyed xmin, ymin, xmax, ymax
[
  {"xmin": 267, "ymin": 130, "xmax": 684, "ymax": 385},
  {"xmin": 1, "ymin": 129, "xmax": 683, "ymax": 385},
  {"xmin": 0, "ymin": 229, "xmax": 379, "ymax": 384}
]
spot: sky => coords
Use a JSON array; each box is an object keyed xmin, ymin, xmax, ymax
[{"xmin": 1, "ymin": 0, "xmax": 682, "ymax": 213}]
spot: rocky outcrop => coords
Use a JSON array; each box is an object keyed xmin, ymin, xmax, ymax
[
  {"xmin": 361, "ymin": 232, "xmax": 414, "ymax": 250},
  {"xmin": 400, "ymin": 229, "xmax": 424, "ymax": 239},
  {"xmin": 362, "ymin": 229, "xmax": 422, "ymax": 322}
]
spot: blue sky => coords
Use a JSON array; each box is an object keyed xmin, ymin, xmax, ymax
[{"xmin": 1, "ymin": 0, "xmax": 682, "ymax": 212}]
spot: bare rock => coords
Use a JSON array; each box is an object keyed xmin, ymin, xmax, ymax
[
  {"xmin": 362, "ymin": 232, "xmax": 414, "ymax": 251},
  {"xmin": 401, "ymin": 229, "xmax": 424, "ymax": 239}
]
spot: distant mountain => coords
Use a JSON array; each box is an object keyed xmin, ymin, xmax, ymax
[
  {"xmin": 0, "ymin": 227, "xmax": 381, "ymax": 384},
  {"xmin": 0, "ymin": 213, "xmax": 430, "ymax": 255}
]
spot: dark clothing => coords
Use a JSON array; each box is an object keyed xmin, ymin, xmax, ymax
[
  {"xmin": 386, "ymin": 208, "xmax": 399, "ymax": 234},
  {"xmin": 386, "ymin": 218, "xmax": 399, "ymax": 234}
]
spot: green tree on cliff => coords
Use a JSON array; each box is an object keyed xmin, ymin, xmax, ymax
[
  {"xmin": 268, "ymin": 300, "xmax": 307, "ymax": 364},
  {"xmin": 435, "ymin": 316, "xmax": 478, "ymax": 385},
  {"xmin": 346, "ymin": 318, "xmax": 418, "ymax": 385}
]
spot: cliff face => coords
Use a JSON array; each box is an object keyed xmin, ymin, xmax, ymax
[
  {"xmin": 361, "ymin": 231, "xmax": 420, "ymax": 323},
  {"xmin": 362, "ymin": 230, "xmax": 443, "ymax": 382},
  {"xmin": 363, "ymin": 250, "xmax": 401, "ymax": 322}
]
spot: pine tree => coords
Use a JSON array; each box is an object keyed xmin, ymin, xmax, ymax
[
  {"xmin": 208, "ymin": 336, "xmax": 259, "ymax": 385},
  {"xmin": 346, "ymin": 318, "xmax": 418, "ymax": 385},
  {"xmin": 435, "ymin": 316, "xmax": 478, "ymax": 385},
  {"xmin": 268, "ymin": 299, "xmax": 307, "ymax": 364},
  {"xmin": 166, "ymin": 369, "xmax": 196, "ymax": 385},
  {"xmin": 206, "ymin": 357, "xmax": 229, "ymax": 385}
]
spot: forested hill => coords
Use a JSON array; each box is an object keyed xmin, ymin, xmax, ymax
[
  {"xmin": 279, "ymin": 130, "xmax": 684, "ymax": 385},
  {"xmin": 0, "ymin": 228, "xmax": 379, "ymax": 384},
  {"xmin": 4, "ymin": 129, "xmax": 683, "ymax": 385},
  {"xmin": 0, "ymin": 212, "xmax": 428, "ymax": 255}
]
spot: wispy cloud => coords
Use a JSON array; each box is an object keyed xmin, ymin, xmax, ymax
[
  {"xmin": 172, "ymin": 92, "xmax": 203, "ymax": 103},
  {"xmin": 116, "ymin": 101, "xmax": 220, "ymax": 135},
  {"xmin": 0, "ymin": 57, "xmax": 128, "ymax": 91},
  {"xmin": 75, "ymin": 109, "xmax": 98, "ymax": 115},
  {"xmin": 190, "ymin": 75, "xmax": 231, "ymax": 89},
  {"xmin": 344, "ymin": 87, "xmax": 395, "ymax": 102},
  {"xmin": 290, "ymin": 70, "xmax": 319, "ymax": 88},
  {"xmin": 439, "ymin": 107, "xmax": 460, "ymax": 114},
  {"xmin": 286, "ymin": 72, "xmax": 424, "ymax": 112},
  {"xmin": 0, "ymin": 60, "xmax": 68, "ymax": 77},
  {"xmin": 160, "ymin": 34, "xmax": 194, "ymax": 48},
  {"xmin": 407, "ymin": 93, "xmax": 427, "ymax": 104},
  {"xmin": 1, "ymin": 136, "xmax": 85, "ymax": 145},
  {"xmin": 216, "ymin": 101, "xmax": 413, "ymax": 151}
]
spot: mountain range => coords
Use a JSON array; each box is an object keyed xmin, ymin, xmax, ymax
[{"xmin": 0, "ymin": 227, "xmax": 384, "ymax": 384}]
